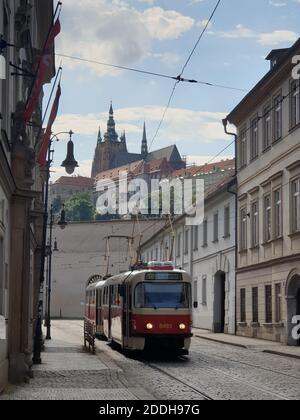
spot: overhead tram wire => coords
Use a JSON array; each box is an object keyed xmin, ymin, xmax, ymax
[
  {"xmin": 148, "ymin": 0, "xmax": 223, "ymax": 152},
  {"xmin": 55, "ymin": 53, "xmax": 246, "ymax": 92}
]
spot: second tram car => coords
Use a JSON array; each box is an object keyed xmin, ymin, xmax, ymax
[{"xmin": 85, "ymin": 263, "xmax": 193, "ymax": 354}]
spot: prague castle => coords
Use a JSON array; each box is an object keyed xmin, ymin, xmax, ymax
[{"xmin": 91, "ymin": 104, "xmax": 185, "ymax": 179}]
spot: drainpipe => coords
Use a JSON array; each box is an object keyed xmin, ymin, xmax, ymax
[{"xmin": 222, "ymin": 118, "xmax": 238, "ymax": 336}]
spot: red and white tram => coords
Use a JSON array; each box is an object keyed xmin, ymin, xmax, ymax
[{"xmin": 85, "ymin": 263, "xmax": 193, "ymax": 354}]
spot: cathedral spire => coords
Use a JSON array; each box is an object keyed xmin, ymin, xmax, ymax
[
  {"xmin": 141, "ymin": 122, "xmax": 148, "ymax": 159},
  {"xmin": 104, "ymin": 102, "xmax": 118, "ymax": 143},
  {"xmin": 97, "ymin": 127, "xmax": 102, "ymax": 144}
]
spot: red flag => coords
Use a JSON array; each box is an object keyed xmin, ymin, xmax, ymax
[
  {"xmin": 24, "ymin": 19, "xmax": 61, "ymax": 123},
  {"xmin": 37, "ymin": 83, "xmax": 61, "ymax": 166}
]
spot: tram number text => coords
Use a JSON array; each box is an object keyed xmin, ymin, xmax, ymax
[{"xmin": 159, "ymin": 324, "xmax": 172, "ymax": 330}]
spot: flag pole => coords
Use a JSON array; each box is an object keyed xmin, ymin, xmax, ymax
[
  {"xmin": 25, "ymin": 1, "xmax": 62, "ymax": 110},
  {"xmin": 34, "ymin": 65, "xmax": 62, "ymax": 151}
]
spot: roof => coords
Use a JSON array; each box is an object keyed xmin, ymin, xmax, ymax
[
  {"xmin": 111, "ymin": 152, "xmax": 142, "ymax": 168},
  {"xmin": 147, "ymin": 145, "xmax": 182, "ymax": 163},
  {"xmin": 171, "ymin": 159, "xmax": 235, "ymax": 178},
  {"xmin": 95, "ymin": 158, "xmax": 173, "ymax": 181},
  {"xmin": 53, "ymin": 176, "xmax": 94, "ymax": 187},
  {"xmin": 227, "ymin": 38, "xmax": 300, "ymax": 125}
]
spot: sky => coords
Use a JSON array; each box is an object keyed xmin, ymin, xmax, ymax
[{"xmin": 48, "ymin": 0, "xmax": 300, "ymax": 181}]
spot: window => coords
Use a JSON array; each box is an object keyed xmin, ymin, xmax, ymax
[
  {"xmin": 291, "ymin": 178, "xmax": 300, "ymax": 233},
  {"xmin": 274, "ymin": 189, "xmax": 282, "ymax": 239},
  {"xmin": 203, "ymin": 220, "xmax": 208, "ymax": 247},
  {"xmin": 213, "ymin": 213, "xmax": 219, "ymax": 242},
  {"xmin": 250, "ymin": 117, "xmax": 259, "ymax": 160},
  {"xmin": 193, "ymin": 280, "xmax": 198, "ymax": 308},
  {"xmin": 240, "ymin": 289, "xmax": 246, "ymax": 323},
  {"xmin": 263, "ymin": 105, "xmax": 272, "ymax": 150},
  {"xmin": 155, "ymin": 248, "xmax": 158, "ymax": 261},
  {"xmin": 193, "ymin": 226, "xmax": 199, "ymax": 251},
  {"xmin": 240, "ymin": 208, "xmax": 247, "ymax": 251},
  {"xmin": 176, "ymin": 233, "xmax": 182, "ymax": 257},
  {"xmin": 202, "ymin": 276, "xmax": 207, "ymax": 306},
  {"xmin": 252, "ymin": 287, "xmax": 258, "ymax": 324},
  {"xmin": 184, "ymin": 230, "xmax": 189, "ymax": 254},
  {"xmin": 264, "ymin": 195, "xmax": 272, "ymax": 242},
  {"xmin": 224, "ymin": 206, "xmax": 230, "ymax": 238},
  {"xmin": 265, "ymin": 285, "xmax": 273, "ymax": 324},
  {"xmin": 291, "ymin": 80, "xmax": 300, "ymax": 129},
  {"xmin": 134, "ymin": 282, "xmax": 190, "ymax": 309},
  {"xmin": 240, "ymin": 128, "xmax": 247, "ymax": 168},
  {"xmin": 251, "ymin": 201, "xmax": 259, "ymax": 248},
  {"xmin": 275, "ymin": 283, "xmax": 282, "ymax": 323},
  {"xmin": 169, "ymin": 237, "xmax": 174, "ymax": 260},
  {"xmin": 274, "ymin": 95, "xmax": 282, "ymax": 142}
]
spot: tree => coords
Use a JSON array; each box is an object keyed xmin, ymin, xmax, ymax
[{"xmin": 64, "ymin": 192, "xmax": 96, "ymax": 222}]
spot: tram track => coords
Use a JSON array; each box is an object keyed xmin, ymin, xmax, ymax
[
  {"xmin": 176, "ymin": 355, "xmax": 291, "ymax": 400},
  {"xmin": 140, "ymin": 358, "xmax": 215, "ymax": 400},
  {"xmin": 192, "ymin": 339, "xmax": 300, "ymax": 381}
]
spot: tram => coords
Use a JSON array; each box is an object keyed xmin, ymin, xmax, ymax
[{"xmin": 85, "ymin": 262, "xmax": 193, "ymax": 354}]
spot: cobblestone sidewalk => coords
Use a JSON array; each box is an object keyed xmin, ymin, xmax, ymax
[{"xmin": 0, "ymin": 321, "xmax": 153, "ymax": 400}]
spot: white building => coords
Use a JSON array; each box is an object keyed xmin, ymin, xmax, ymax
[
  {"xmin": 141, "ymin": 173, "xmax": 236, "ymax": 334},
  {"xmin": 226, "ymin": 39, "xmax": 300, "ymax": 345}
]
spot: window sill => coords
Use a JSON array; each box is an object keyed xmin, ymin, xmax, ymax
[
  {"xmin": 272, "ymin": 137, "xmax": 282, "ymax": 146},
  {"xmin": 262, "ymin": 323, "xmax": 274, "ymax": 327},
  {"xmin": 274, "ymin": 322, "xmax": 284, "ymax": 328},
  {"xmin": 249, "ymin": 245, "xmax": 259, "ymax": 251},
  {"xmin": 223, "ymin": 234, "xmax": 231, "ymax": 239},
  {"xmin": 250, "ymin": 156, "xmax": 259, "ymax": 163},
  {"xmin": 202, "ymin": 244, "xmax": 208, "ymax": 249},
  {"xmin": 262, "ymin": 146, "xmax": 271, "ymax": 154},
  {"xmin": 237, "ymin": 322, "xmax": 248, "ymax": 327},
  {"xmin": 289, "ymin": 231, "xmax": 300, "ymax": 239},
  {"xmin": 289, "ymin": 123, "xmax": 300, "ymax": 135},
  {"xmin": 212, "ymin": 239, "xmax": 219, "ymax": 244},
  {"xmin": 238, "ymin": 249, "xmax": 248, "ymax": 255},
  {"xmin": 262, "ymin": 240, "xmax": 272, "ymax": 247},
  {"xmin": 250, "ymin": 322, "xmax": 260, "ymax": 327}
]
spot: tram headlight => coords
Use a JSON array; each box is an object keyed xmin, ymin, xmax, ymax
[
  {"xmin": 179, "ymin": 323, "xmax": 186, "ymax": 330},
  {"xmin": 146, "ymin": 323, "xmax": 153, "ymax": 330}
]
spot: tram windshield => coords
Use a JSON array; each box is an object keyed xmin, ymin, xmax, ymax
[{"xmin": 134, "ymin": 282, "xmax": 190, "ymax": 309}]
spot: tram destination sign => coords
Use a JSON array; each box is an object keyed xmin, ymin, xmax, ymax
[{"xmin": 145, "ymin": 272, "xmax": 183, "ymax": 281}]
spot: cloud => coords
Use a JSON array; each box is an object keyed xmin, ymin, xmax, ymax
[
  {"xmin": 57, "ymin": 0, "xmax": 194, "ymax": 76},
  {"xmin": 218, "ymin": 24, "xmax": 298, "ymax": 46},
  {"xmin": 54, "ymin": 106, "xmax": 227, "ymax": 150}
]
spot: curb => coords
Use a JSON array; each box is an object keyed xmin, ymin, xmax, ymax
[
  {"xmin": 194, "ymin": 335, "xmax": 248, "ymax": 349},
  {"xmin": 263, "ymin": 350, "xmax": 300, "ymax": 361}
]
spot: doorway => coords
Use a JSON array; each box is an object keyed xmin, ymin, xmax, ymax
[{"xmin": 213, "ymin": 271, "xmax": 226, "ymax": 333}]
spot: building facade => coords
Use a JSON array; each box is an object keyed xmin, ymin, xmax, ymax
[
  {"xmin": 0, "ymin": 0, "xmax": 56, "ymax": 391},
  {"xmin": 140, "ymin": 174, "xmax": 236, "ymax": 334},
  {"xmin": 49, "ymin": 176, "xmax": 94, "ymax": 209},
  {"xmin": 227, "ymin": 39, "xmax": 300, "ymax": 345}
]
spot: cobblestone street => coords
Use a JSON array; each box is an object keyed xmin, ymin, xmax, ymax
[{"xmin": 1, "ymin": 321, "xmax": 300, "ymax": 400}]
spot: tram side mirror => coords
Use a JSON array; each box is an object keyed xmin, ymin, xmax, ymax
[
  {"xmin": 193, "ymin": 302, "xmax": 198, "ymax": 309},
  {"xmin": 119, "ymin": 285, "xmax": 126, "ymax": 298}
]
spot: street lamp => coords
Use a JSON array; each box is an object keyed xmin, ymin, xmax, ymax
[{"xmin": 33, "ymin": 131, "xmax": 78, "ymax": 364}]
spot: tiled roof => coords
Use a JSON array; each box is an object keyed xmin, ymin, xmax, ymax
[
  {"xmin": 54, "ymin": 176, "xmax": 94, "ymax": 187},
  {"xmin": 171, "ymin": 159, "xmax": 235, "ymax": 178}
]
